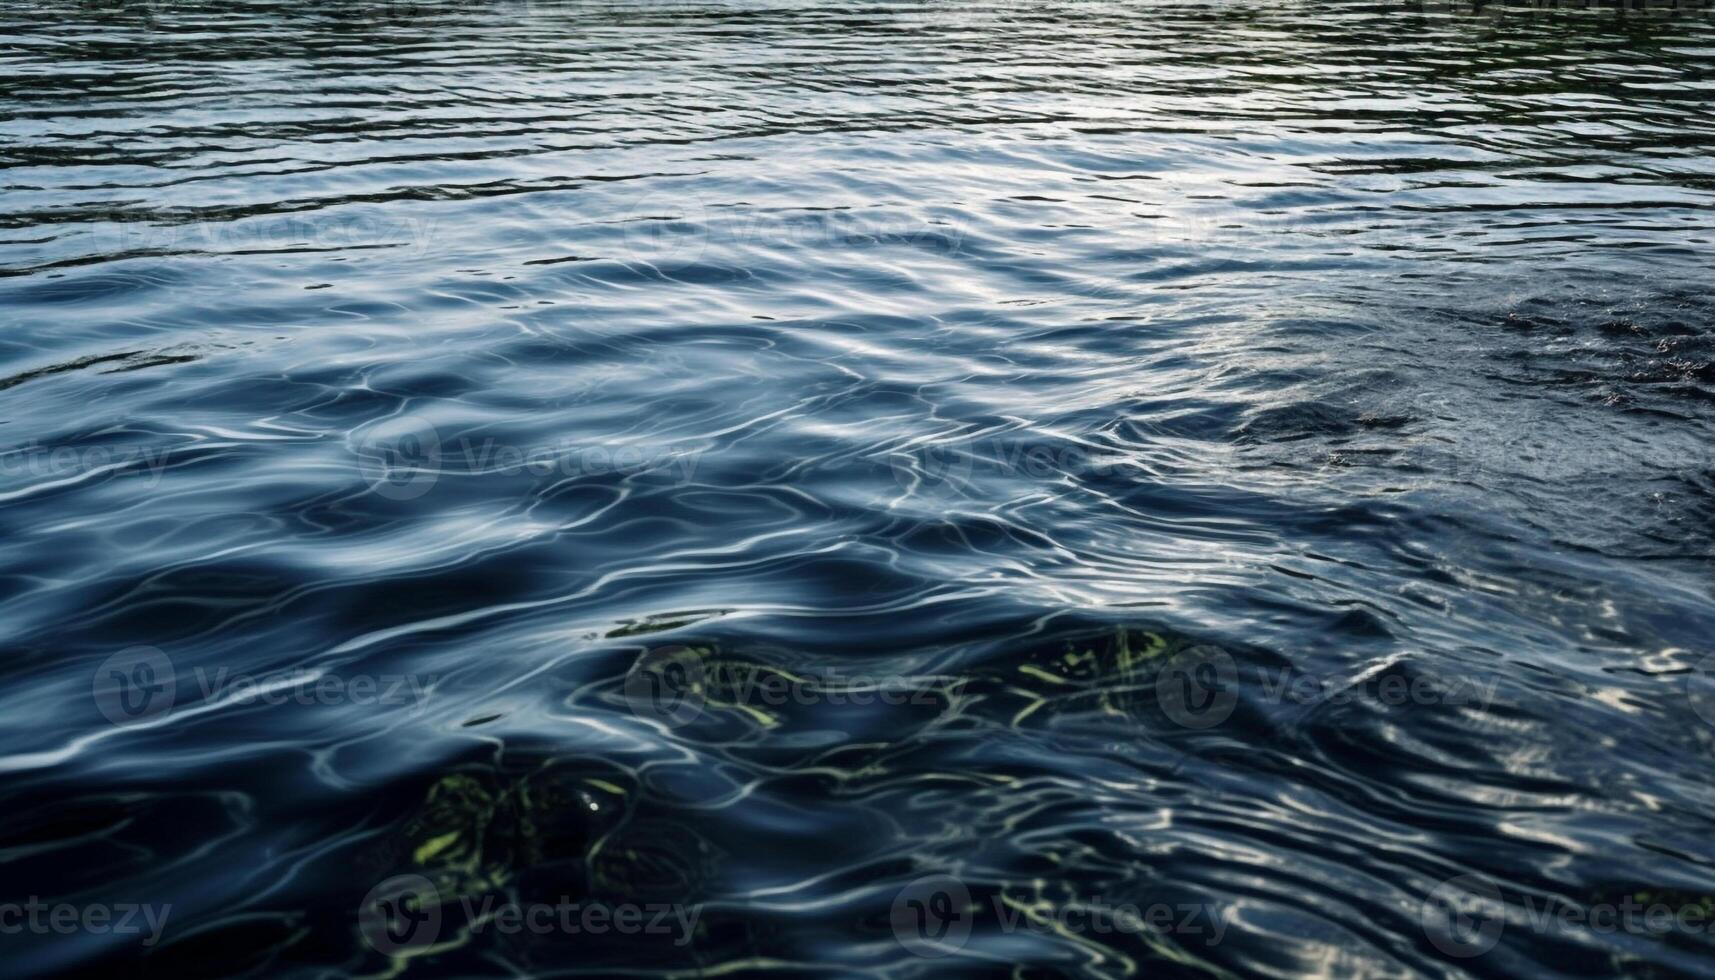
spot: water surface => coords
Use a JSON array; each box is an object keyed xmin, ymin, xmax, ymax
[{"xmin": 4, "ymin": 1, "xmax": 1715, "ymax": 976}]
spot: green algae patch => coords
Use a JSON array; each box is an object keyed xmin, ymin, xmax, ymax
[
  {"xmin": 1000, "ymin": 627, "xmax": 1200, "ymax": 726},
  {"xmin": 375, "ymin": 761, "xmax": 635, "ymax": 903},
  {"xmin": 606, "ymin": 609, "xmax": 727, "ymax": 638}
]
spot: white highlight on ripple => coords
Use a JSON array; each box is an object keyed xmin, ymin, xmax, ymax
[{"xmin": 0, "ymin": 669, "xmax": 327, "ymax": 774}]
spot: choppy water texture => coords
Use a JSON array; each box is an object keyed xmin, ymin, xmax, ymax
[{"xmin": 6, "ymin": 1, "xmax": 1715, "ymax": 976}]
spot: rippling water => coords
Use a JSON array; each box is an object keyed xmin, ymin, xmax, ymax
[{"xmin": 6, "ymin": 1, "xmax": 1715, "ymax": 975}]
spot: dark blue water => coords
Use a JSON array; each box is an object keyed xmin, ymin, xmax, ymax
[{"xmin": 6, "ymin": 1, "xmax": 1715, "ymax": 976}]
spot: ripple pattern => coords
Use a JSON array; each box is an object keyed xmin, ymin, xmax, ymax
[{"xmin": 4, "ymin": 2, "xmax": 1715, "ymax": 977}]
